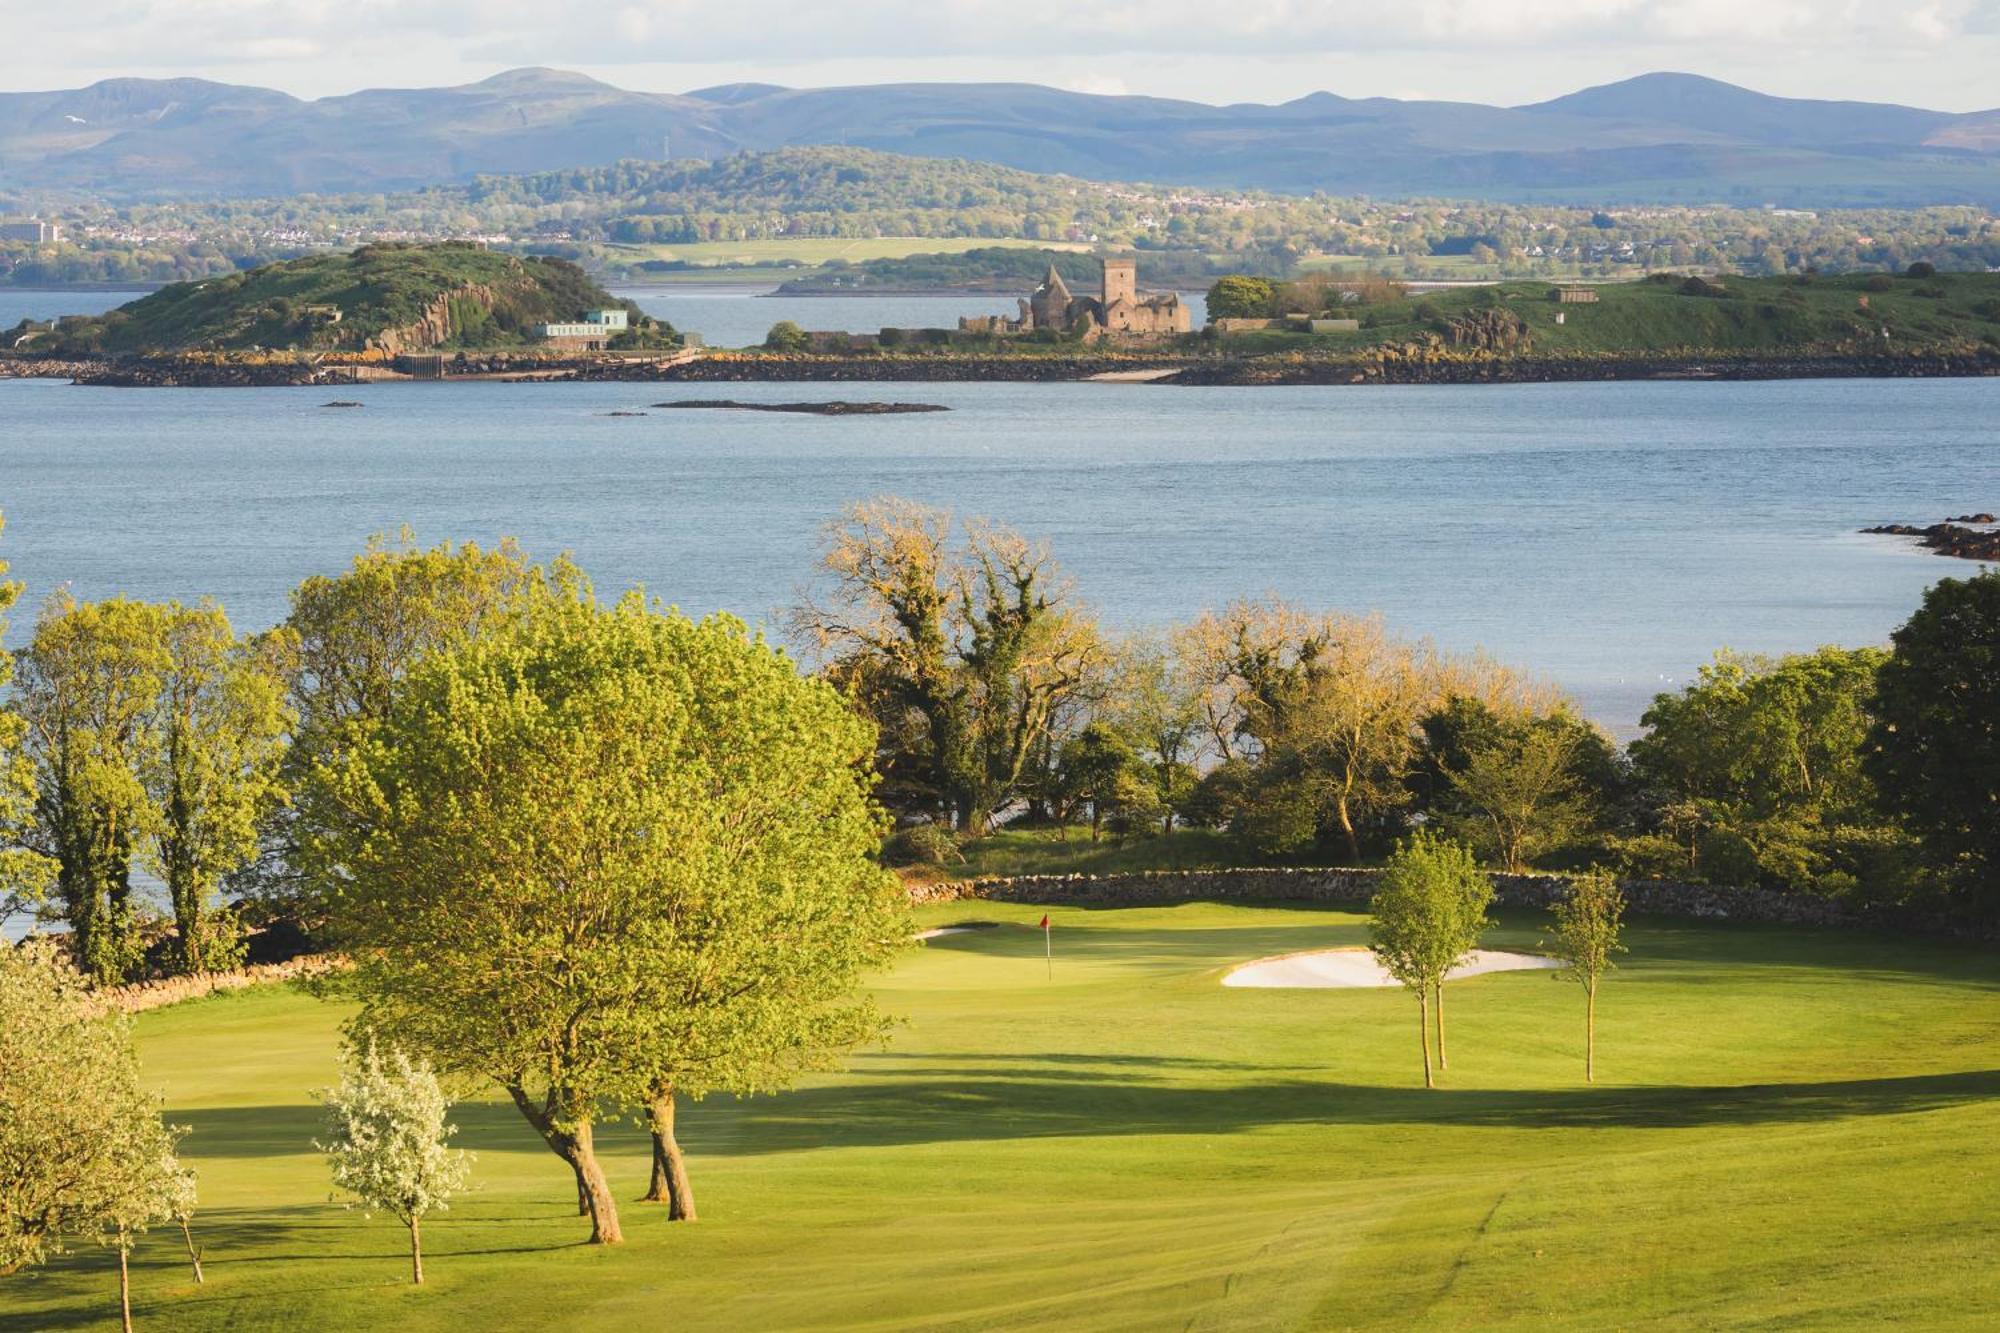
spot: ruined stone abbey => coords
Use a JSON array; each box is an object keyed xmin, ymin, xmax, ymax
[{"xmin": 960, "ymin": 258, "xmax": 1191, "ymax": 340}]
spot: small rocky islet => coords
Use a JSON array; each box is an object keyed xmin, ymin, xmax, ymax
[
  {"xmin": 653, "ymin": 399, "xmax": 950, "ymax": 415},
  {"xmin": 1862, "ymin": 512, "xmax": 2000, "ymax": 561}
]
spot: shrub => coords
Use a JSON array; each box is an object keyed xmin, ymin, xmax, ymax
[
  {"xmin": 882, "ymin": 823, "xmax": 963, "ymax": 869},
  {"xmin": 1904, "ymin": 261, "xmax": 1936, "ymax": 279},
  {"xmin": 1863, "ymin": 274, "xmax": 1895, "ymax": 293},
  {"xmin": 763, "ymin": 320, "xmax": 808, "ymax": 352}
]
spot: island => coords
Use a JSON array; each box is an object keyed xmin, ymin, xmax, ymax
[
  {"xmin": 3, "ymin": 245, "xmax": 1997, "ymax": 388},
  {"xmin": 2, "ymin": 241, "xmax": 682, "ymax": 382}
]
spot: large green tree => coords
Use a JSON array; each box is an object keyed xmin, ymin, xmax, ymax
[
  {"xmin": 1630, "ymin": 646, "xmax": 1894, "ymax": 893},
  {"xmin": 143, "ymin": 603, "xmax": 292, "ymax": 974},
  {"xmin": 11, "ymin": 596, "xmax": 171, "ymax": 983},
  {"xmin": 308, "ymin": 577, "xmax": 900, "ymax": 1245},
  {"xmin": 1204, "ymin": 275, "xmax": 1277, "ymax": 320},
  {"xmin": 259, "ymin": 535, "xmax": 547, "ymax": 918},
  {"xmin": 0, "ymin": 514, "xmax": 49, "ymax": 914},
  {"xmin": 1867, "ymin": 570, "xmax": 2000, "ymax": 912},
  {"xmin": 795, "ymin": 498, "xmax": 1103, "ymax": 832},
  {"xmin": 1419, "ymin": 699, "xmax": 1612, "ymax": 872}
]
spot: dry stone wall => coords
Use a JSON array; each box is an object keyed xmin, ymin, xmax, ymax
[
  {"xmin": 913, "ymin": 867, "xmax": 1952, "ymax": 934},
  {"xmin": 99, "ymin": 955, "xmax": 344, "ymax": 1015}
]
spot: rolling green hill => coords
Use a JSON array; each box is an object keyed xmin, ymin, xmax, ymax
[{"xmin": 28, "ymin": 243, "xmax": 654, "ymax": 355}]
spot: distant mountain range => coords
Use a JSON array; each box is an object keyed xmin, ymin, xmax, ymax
[{"xmin": 2, "ymin": 68, "xmax": 1996, "ymax": 206}]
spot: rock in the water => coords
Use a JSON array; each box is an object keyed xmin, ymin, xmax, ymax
[
  {"xmin": 321, "ymin": 400, "xmax": 364, "ymax": 408},
  {"xmin": 653, "ymin": 399, "xmax": 949, "ymax": 415},
  {"xmin": 1862, "ymin": 517, "xmax": 2000, "ymax": 561}
]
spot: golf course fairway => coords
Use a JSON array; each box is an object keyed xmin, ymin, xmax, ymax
[{"xmin": 4, "ymin": 900, "xmax": 1996, "ymax": 1330}]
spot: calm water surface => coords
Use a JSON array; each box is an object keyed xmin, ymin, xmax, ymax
[{"xmin": 2, "ymin": 372, "xmax": 1992, "ymax": 729}]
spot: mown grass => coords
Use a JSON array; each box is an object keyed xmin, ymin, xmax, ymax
[{"xmin": 6, "ymin": 901, "xmax": 1997, "ymax": 1330}]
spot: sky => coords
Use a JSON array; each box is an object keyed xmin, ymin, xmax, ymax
[{"xmin": 3, "ymin": 0, "xmax": 1998, "ymax": 111}]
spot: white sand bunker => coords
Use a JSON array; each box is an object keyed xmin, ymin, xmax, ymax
[
  {"xmin": 915, "ymin": 922, "xmax": 1000, "ymax": 941},
  {"xmin": 1223, "ymin": 947, "xmax": 1562, "ymax": 989}
]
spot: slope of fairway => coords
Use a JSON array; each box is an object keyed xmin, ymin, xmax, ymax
[{"xmin": 4, "ymin": 902, "xmax": 1997, "ymax": 1330}]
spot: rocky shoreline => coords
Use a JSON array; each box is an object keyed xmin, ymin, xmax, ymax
[{"xmin": 5, "ymin": 344, "xmax": 1998, "ymax": 389}]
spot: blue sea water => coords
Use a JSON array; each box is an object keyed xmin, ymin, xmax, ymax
[{"xmin": 2, "ymin": 366, "xmax": 1992, "ymax": 730}]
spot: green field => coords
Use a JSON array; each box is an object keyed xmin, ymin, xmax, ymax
[
  {"xmin": 6, "ymin": 900, "xmax": 1997, "ymax": 1330},
  {"xmin": 603, "ymin": 237, "xmax": 1093, "ymax": 269},
  {"xmin": 1215, "ymin": 270, "xmax": 2000, "ymax": 358}
]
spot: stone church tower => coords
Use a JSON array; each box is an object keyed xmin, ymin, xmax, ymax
[{"xmin": 1101, "ymin": 258, "xmax": 1137, "ymax": 308}]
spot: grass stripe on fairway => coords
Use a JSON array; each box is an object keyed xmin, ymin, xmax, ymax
[{"xmin": 5, "ymin": 901, "xmax": 1995, "ymax": 1330}]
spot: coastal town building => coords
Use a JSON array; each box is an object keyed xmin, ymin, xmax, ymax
[
  {"xmin": 961, "ymin": 258, "xmax": 1191, "ymax": 340},
  {"xmin": 0, "ymin": 218, "xmax": 62, "ymax": 244},
  {"xmin": 534, "ymin": 308, "xmax": 628, "ymax": 349}
]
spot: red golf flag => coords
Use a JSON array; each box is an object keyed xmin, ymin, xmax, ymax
[{"xmin": 1039, "ymin": 914, "xmax": 1049, "ymax": 929}]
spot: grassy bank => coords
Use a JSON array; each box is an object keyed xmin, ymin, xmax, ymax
[{"xmin": 6, "ymin": 901, "xmax": 1996, "ymax": 1329}]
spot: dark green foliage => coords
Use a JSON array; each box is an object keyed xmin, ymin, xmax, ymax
[
  {"xmin": 763, "ymin": 320, "xmax": 808, "ymax": 352},
  {"xmin": 1205, "ymin": 275, "xmax": 1279, "ymax": 320},
  {"xmin": 1866, "ymin": 570, "xmax": 2000, "ymax": 912},
  {"xmin": 1629, "ymin": 646, "xmax": 1901, "ymax": 894},
  {"xmin": 1905, "ymin": 261, "xmax": 1937, "ymax": 278}
]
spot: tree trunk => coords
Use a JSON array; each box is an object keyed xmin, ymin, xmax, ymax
[
  {"xmin": 1586, "ymin": 980, "xmax": 1597, "ymax": 1083},
  {"xmin": 179, "ymin": 1218, "xmax": 204, "ymax": 1283},
  {"xmin": 1418, "ymin": 992, "xmax": 1434, "ymax": 1090},
  {"xmin": 642, "ymin": 1090, "xmax": 698, "ymax": 1221},
  {"xmin": 409, "ymin": 1216, "xmax": 424, "ymax": 1285},
  {"xmin": 506, "ymin": 1085, "xmax": 624, "ymax": 1245},
  {"xmin": 1433, "ymin": 980, "xmax": 1447, "ymax": 1070},
  {"xmin": 568, "ymin": 1122, "xmax": 623, "ymax": 1244},
  {"xmin": 573, "ymin": 1162, "xmax": 590, "ymax": 1215},
  {"xmin": 118, "ymin": 1234, "xmax": 133, "ymax": 1333},
  {"xmin": 1336, "ymin": 795, "xmax": 1360, "ymax": 862}
]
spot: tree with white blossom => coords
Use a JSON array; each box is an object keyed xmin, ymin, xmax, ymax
[{"xmin": 317, "ymin": 1039, "xmax": 471, "ymax": 1285}]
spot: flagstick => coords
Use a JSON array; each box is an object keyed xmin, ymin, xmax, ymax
[{"xmin": 1043, "ymin": 918, "xmax": 1053, "ymax": 981}]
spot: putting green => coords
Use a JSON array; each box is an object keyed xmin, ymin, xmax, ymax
[{"xmin": 6, "ymin": 901, "xmax": 1997, "ymax": 1330}]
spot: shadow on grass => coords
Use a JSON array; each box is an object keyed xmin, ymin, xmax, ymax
[{"xmin": 171, "ymin": 1066, "xmax": 2000, "ymax": 1163}]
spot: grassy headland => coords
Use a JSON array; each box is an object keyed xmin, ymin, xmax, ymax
[{"xmin": 20, "ymin": 243, "xmax": 660, "ymax": 356}]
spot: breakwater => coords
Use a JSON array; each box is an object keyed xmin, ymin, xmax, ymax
[{"xmin": 7, "ymin": 344, "xmax": 1996, "ymax": 388}]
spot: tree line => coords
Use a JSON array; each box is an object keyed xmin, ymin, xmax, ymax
[
  {"xmin": 797, "ymin": 497, "xmax": 2000, "ymax": 918},
  {"xmin": 11, "ymin": 147, "xmax": 1999, "ymax": 292}
]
